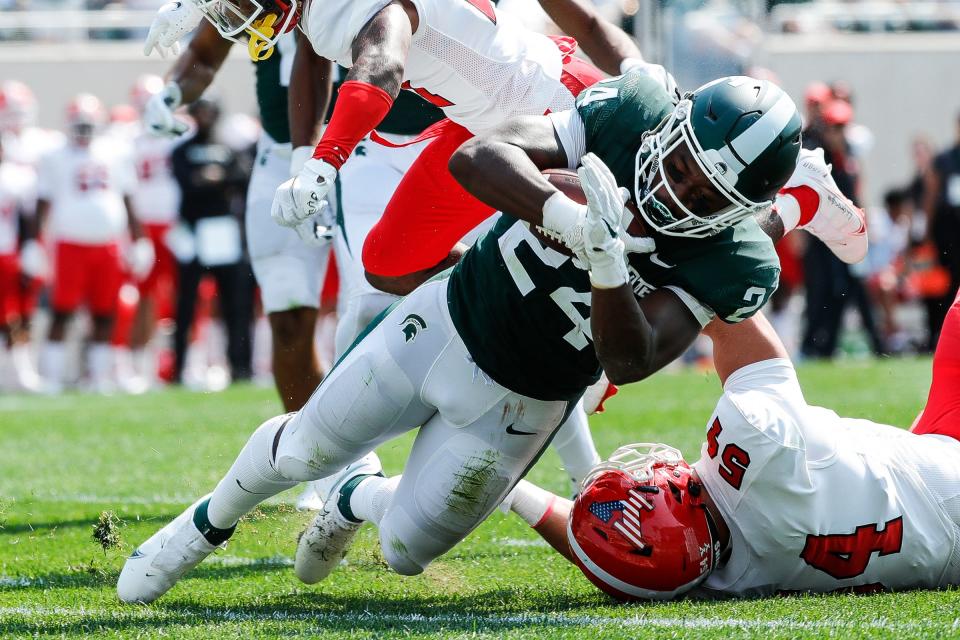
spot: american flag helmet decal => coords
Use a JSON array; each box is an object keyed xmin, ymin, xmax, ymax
[{"xmin": 589, "ymin": 489, "xmax": 654, "ymax": 550}]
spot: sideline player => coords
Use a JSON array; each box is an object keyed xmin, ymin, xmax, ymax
[
  {"xmin": 36, "ymin": 95, "xmax": 154, "ymax": 393},
  {"xmin": 502, "ymin": 294, "xmax": 960, "ymax": 599},
  {"xmin": 125, "ymin": 75, "xmax": 182, "ymax": 387},
  {"xmin": 0, "ymin": 136, "xmax": 43, "ymax": 392},
  {"xmin": 116, "ymin": 72, "xmax": 807, "ymax": 604},
  {"xmin": 142, "ymin": 23, "xmax": 332, "ymax": 411}
]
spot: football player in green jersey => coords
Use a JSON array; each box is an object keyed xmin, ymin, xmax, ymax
[{"xmin": 119, "ymin": 66, "xmax": 835, "ymax": 605}]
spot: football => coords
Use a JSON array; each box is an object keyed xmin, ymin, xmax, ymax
[{"xmin": 530, "ymin": 168, "xmax": 648, "ymax": 254}]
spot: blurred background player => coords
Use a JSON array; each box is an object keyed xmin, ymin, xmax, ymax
[
  {"xmin": 169, "ymin": 97, "xmax": 253, "ymax": 386},
  {"xmin": 125, "ymin": 74, "xmax": 182, "ymax": 389},
  {"xmin": 142, "ymin": 23, "xmax": 332, "ymax": 413},
  {"xmin": 0, "ymin": 80, "xmax": 65, "ymax": 169},
  {"xmin": 35, "ymin": 94, "xmax": 154, "ymax": 393},
  {"xmin": 0, "ymin": 136, "xmax": 43, "ymax": 392}
]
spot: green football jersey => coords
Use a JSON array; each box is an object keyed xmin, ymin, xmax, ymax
[
  {"xmin": 254, "ymin": 47, "xmax": 291, "ymax": 144},
  {"xmin": 446, "ymin": 71, "xmax": 780, "ymax": 402}
]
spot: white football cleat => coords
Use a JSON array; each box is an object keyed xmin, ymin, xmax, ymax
[
  {"xmin": 117, "ymin": 495, "xmax": 223, "ymax": 604},
  {"xmin": 295, "ymin": 452, "xmax": 382, "ymax": 584},
  {"xmin": 785, "ymin": 147, "xmax": 868, "ymax": 264}
]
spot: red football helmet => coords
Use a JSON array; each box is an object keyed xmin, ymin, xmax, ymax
[
  {"xmin": 130, "ymin": 74, "xmax": 164, "ymax": 113},
  {"xmin": 0, "ymin": 80, "xmax": 37, "ymax": 133},
  {"xmin": 65, "ymin": 94, "xmax": 106, "ymax": 145},
  {"xmin": 567, "ymin": 443, "xmax": 720, "ymax": 601}
]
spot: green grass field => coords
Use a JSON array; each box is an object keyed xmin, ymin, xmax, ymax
[{"xmin": 2, "ymin": 357, "xmax": 957, "ymax": 639}]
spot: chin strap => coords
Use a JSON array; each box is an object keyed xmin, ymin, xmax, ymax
[{"xmin": 247, "ymin": 13, "xmax": 278, "ymax": 61}]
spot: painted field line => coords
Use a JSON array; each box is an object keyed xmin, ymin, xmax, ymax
[
  {"xmin": 3, "ymin": 494, "xmax": 292, "ymax": 506},
  {"xmin": 0, "ymin": 606, "xmax": 951, "ymax": 632}
]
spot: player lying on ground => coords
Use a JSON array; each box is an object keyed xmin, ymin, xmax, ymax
[
  {"xmin": 116, "ymin": 70, "xmax": 812, "ymax": 604},
  {"xmin": 501, "ymin": 297, "xmax": 960, "ymax": 599}
]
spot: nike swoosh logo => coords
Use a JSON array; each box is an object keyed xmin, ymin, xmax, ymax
[
  {"xmin": 505, "ymin": 424, "xmax": 536, "ymax": 436},
  {"xmin": 649, "ymin": 252, "xmax": 674, "ymax": 269}
]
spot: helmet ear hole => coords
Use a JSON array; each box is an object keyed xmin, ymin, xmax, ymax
[
  {"xmin": 629, "ymin": 546, "xmax": 653, "ymax": 557},
  {"xmin": 666, "ymin": 481, "xmax": 683, "ymax": 504},
  {"xmin": 593, "ymin": 527, "xmax": 609, "ymax": 541}
]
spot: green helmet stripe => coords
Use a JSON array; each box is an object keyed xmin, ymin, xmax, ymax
[{"xmin": 726, "ymin": 90, "xmax": 796, "ymax": 165}]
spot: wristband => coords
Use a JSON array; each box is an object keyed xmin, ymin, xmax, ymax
[
  {"xmin": 542, "ymin": 191, "xmax": 584, "ymax": 234},
  {"xmin": 779, "ymin": 186, "xmax": 819, "ymax": 229},
  {"xmin": 290, "ymin": 145, "xmax": 313, "ymax": 176}
]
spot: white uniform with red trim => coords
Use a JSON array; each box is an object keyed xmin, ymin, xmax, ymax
[
  {"xmin": 693, "ymin": 358, "xmax": 960, "ymax": 597},
  {"xmin": 37, "ymin": 138, "xmax": 136, "ymax": 244},
  {"xmin": 2, "ymin": 127, "xmax": 65, "ymax": 169},
  {"xmin": 303, "ymin": 0, "xmax": 575, "ymax": 134},
  {"xmin": 129, "ymin": 125, "xmax": 180, "ymax": 225},
  {"xmin": 0, "ymin": 163, "xmax": 35, "ymax": 256}
]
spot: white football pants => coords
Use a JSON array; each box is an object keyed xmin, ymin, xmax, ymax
[{"xmin": 274, "ymin": 275, "xmax": 573, "ymax": 574}]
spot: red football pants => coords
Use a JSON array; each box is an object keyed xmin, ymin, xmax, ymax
[
  {"xmin": 361, "ymin": 49, "xmax": 605, "ymax": 278},
  {"xmin": 911, "ymin": 289, "xmax": 960, "ymax": 440}
]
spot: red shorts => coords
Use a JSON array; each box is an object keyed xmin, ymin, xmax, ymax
[
  {"xmin": 51, "ymin": 241, "xmax": 124, "ymax": 316},
  {"xmin": 911, "ymin": 289, "xmax": 960, "ymax": 440},
  {"xmin": 139, "ymin": 222, "xmax": 177, "ymax": 297},
  {"xmin": 0, "ymin": 253, "xmax": 22, "ymax": 324},
  {"xmin": 362, "ymin": 42, "xmax": 605, "ymax": 277}
]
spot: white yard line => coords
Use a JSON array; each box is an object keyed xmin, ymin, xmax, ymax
[{"xmin": 0, "ymin": 606, "xmax": 949, "ymax": 632}]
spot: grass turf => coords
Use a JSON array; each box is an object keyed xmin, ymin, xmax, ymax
[{"xmin": 2, "ymin": 356, "xmax": 957, "ymax": 639}]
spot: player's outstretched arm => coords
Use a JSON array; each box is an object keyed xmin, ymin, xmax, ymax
[
  {"xmin": 288, "ymin": 32, "xmax": 333, "ymax": 172},
  {"xmin": 701, "ymin": 312, "xmax": 790, "ymax": 387},
  {"xmin": 536, "ymin": 0, "xmax": 641, "ymax": 76},
  {"xmin": 168, "ymin": 22, "xmax": 233, "ymax": 105},
  {"xmin": 449, "ymin": 115, "xmax": 570, "ymax": 225}
]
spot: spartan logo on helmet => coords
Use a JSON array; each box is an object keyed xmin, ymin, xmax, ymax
[{"xmin": 634, "ymin": 76, "xmax": 802, "ymax": 238}]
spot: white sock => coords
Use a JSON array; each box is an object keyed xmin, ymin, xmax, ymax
[
  {"xmin": 551, "ymin": 403, "xmax": 601, "ymax": 486},
  {"xmin": 349, "ymin": 475, "xmax": 401, "ymax": 525},
  {"xmin": 207, "ymin": 416, "xmax": 299, "ymax": 529},
  {"xmin": 509, "ymin": 480, "xmax": 557, "ymax": 527},
  {"xmin": 774, "ymin": 192, "xmax": 802, "ymax": 234},
  {"xmin": 41, "ymin": 342, "xmax": 66, "ymax": 385},
  {"xmin": 11, "ymin": 342, "xmax": 39, "ymax": 381},
  {"xmin": 88, "ymin": 343, "xmax": 113, "ymax": 386}
]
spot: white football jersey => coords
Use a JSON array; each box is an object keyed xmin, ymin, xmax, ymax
[
  {"xmin": 2, "ymin": 126, "xmax": 65, "ymax": 169},
  {"xmin": 693, "ymin": 358, "xmax": 960, "ymax": 597},
  {"xmin": 130, "ymin": 126, "xmax": 180, "ymax": 225},
  {"xmin": 304, "ymin": 0, "xmax": 574, "ymax": 134},
  {"xmin": 0, "ymin": 163, "xmax": 36, "ymax": 256},
  {"xmin": 36, "ymin": 138, "xmax": 136, "ymax": 245}
]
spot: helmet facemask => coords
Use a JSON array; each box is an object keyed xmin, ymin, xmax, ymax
[
  {"xmin": 194, "ymin": 0, "xmax": 298, "ymax": 60},
  {"xmin": 634, "ymin": 98, "xmax": 771, "ymax": 239}
]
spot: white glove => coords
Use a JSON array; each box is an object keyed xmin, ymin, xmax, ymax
[
  {"xmin": 294, "ymin": 206, "xmax": 336, "ymax": 248},
  {"xmin": 540, "ymin": 191, "xmax": 587, "ymax": 262},
  {"xmin": 143, "ymin": 0, "xmax": 203, "ymax": 59},
  {"xmin": 19, "ymin": 239, "xmax": 49, "ymax": 280},
  {"xmin": 127, "ymin": 237, "xmax": 156, "ymax": 281},
  {"xmin": 271, "ymin": 158, "xmax": 338, "ymax": 228},
  {"xmin": 143, "ymin": 82, "xmax": 190, "ymax": 138},
  {"xmin": 578, "ymin": 153, "xmax": 633, "ymax": 289}
]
